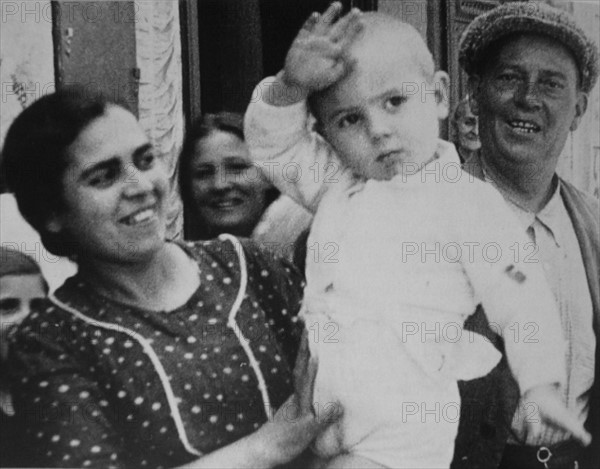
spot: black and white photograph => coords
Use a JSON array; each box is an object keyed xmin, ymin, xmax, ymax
[{"xmin": 1, "ymin": 0, "xmax": 599, "ymax": 467}]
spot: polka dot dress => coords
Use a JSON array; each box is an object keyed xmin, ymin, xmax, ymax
[{"xmin": 8, "ymin": 239, "xmax": 304, "ymax": 468}]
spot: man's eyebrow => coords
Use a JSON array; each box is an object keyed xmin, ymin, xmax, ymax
[{"xmin": 539, "ymin": 70, "xmax": 569, "ymax": 81}]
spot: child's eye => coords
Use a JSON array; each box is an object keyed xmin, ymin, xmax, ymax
[
  {"xmin": 0, "ymin": 298, "xmax": 20, "ymax": 313},
  {"xmin": 384, "ymin": 95, "xmax": 406, "ymax": 110},
  {"xmin": 338, "ymin": 113, "xmax": 361, "ymax": 129}
]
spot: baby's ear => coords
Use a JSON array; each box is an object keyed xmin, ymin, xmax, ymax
[{"xmin": 433, "ymin": 71, "xmax": 450, "ymax": 120}]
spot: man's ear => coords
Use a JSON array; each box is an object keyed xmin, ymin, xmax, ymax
[
  {"xmin": 434, "ymin": 71, "xmax": 450, "ymax": 120},
  {"xmin": 467, "ymin": 75, "xmax": 482, "ymax": 116},
  {"xmin": 569, "ymin": 91, "xmax": 588, "ymax": 132}
]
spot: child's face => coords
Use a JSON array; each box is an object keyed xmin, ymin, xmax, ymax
[
  {"xmin": 314, "ymin": 40, "xmax": 448, "ymax": 180},
  {"xmin": 1, "ymin": 274, "xmax": 46, "ymax": 360}
]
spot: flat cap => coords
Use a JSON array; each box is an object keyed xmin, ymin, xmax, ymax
[{"xmin": 459, "ymin": 1, "xmax": 599, "ymax": 93}]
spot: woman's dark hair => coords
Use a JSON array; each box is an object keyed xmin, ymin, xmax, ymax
[
  {"xmin": 178, "ymin": 112, "xmax": 279, "ymax": 239},
  {"xmin": 1, "ymin": 87, "xmax": 117, "ymax": 257}
]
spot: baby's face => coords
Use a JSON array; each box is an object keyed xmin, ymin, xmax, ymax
[{"xmin": 314, "ymin": 43, "xmax": 448, "ymax": 180}]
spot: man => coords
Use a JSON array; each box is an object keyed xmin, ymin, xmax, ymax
[{"xmin": 452, "ymin": 2, "xmax": 599, "ymax": 469}]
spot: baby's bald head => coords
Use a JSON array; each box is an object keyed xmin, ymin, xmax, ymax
[
  {"xmin": 349, "ymin": 12, "xmax": 434, "ymax": 81},
  {"xmin": 310, "ymin": 12, "xmax": 435, "ymax": 121}
]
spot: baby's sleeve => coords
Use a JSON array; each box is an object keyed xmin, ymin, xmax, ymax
[
  {"xmin": 244, "ymin": 77, "xmax": 350, "ymax": 212},
  {"xmin": 456, "ymin": 183, "xmax": 566, "ymax": 395}
]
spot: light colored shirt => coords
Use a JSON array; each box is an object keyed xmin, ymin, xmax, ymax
[
  {"xmin": 245, "ymin": 85, "xmax": 568, "ymax": 394},
  {"xmin": 484, "ymin": 172, "xmax": 595, "ymax": 446}
]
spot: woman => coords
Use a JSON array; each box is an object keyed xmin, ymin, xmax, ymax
[
  {"xmin": 1, "ymin": 89, "xmax": 332, "ymax": 468},
  {"xmin": 178, "ymin": 112, "xmax": 312, "ymax": 257}
]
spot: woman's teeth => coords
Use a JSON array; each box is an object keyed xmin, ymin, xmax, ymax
[
  {"xmin": 214, "ymin": 199, "xmax": 241, "ymax": 209},
  {"xmin": 123, "ymin": 208, "xmax": 154, "ymax": 225}
]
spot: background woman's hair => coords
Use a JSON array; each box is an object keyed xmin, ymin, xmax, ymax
[
  {"xmin": 178, "ymin": 112, "xmax": 245, "ymax": 207},
  {"xmin": 1, "ymin": 87, "xmax": 122, "ymax": 257},
  {"xmin": 178, "ymin": 112, "xmax": 279, "ymax": 239}
]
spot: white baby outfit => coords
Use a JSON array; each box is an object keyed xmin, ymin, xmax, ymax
[{"xmin": 245, "ymin": 84, "xmax": 567, "ymax": 468}]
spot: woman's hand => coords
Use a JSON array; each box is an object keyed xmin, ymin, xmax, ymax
[
  {"xmin": 178, "ymin": 332, "xmax": 341, "ymax": 469},
  {"xmin": 523, "ymin": 384, "xmax": 591, "ymax": 446},
  {"xmin": 255, "ymin": 330, "xmax": 342, "ymax": 467}
]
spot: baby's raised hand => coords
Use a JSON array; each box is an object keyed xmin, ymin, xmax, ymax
[
  {"xmin": 523, "ymin": 384, "xmax": 591, "ymax": 446},
  {"xmin": 281, "ymin": 2, "xmax": 362, "ymax": 96}
]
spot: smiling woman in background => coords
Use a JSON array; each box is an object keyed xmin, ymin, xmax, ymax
[
  {"xmin": 178, "ymin": 113, "xmax": 312, "ymax": 260},
  {"xmin": 178, "ymin": 112, "xmax": 280, "ymax": 240}
]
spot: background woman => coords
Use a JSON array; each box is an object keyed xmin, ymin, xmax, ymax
[
  {"xmin": 178, "ymin": 112, "xmax": 312, "ymax": 259},
  {"xmin": 1, "ymin": 89, "xmax": 332, "ymax": 468}
]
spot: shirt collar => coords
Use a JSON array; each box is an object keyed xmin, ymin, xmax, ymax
[{"xmin": 482, "ymin": 165, "xmax": 564, "ymax": 246}]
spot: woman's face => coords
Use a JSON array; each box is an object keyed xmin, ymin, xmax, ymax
[
  {"xmin": 49, "ymin": 106, "xmax": 170, "ymax": 264},
  {"xmin": 189, "ymin": 131, "xmax": 271, "ymax": 237},
  {"xmin": 0, "ymin": 273, "xmax": 46, "ymax": 360}
]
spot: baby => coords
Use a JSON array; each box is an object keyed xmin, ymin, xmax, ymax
[{"xmin": 245, "ymin": 4, "xmax": 589, "ymax": 468}]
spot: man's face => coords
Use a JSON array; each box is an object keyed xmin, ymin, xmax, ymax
[
  {"xmin": 313, "ymin": 35, "xmax": 448, "ymax": 180},
  {"xmin": 471, "ymin": 34, "xmax": 587, "ymax": 169}
]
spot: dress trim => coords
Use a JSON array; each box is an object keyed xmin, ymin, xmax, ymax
[
  {"xmin": 47, "ymin": 294, "xmax": 204, "ymax": 458},
  {"xmin": 219, "ymin": 234, "xmax": 273, "ymax": 420}
]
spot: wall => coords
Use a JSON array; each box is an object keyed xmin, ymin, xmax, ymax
[
  {"xmin": 0, "ymin": 0, "xmax": 54, "ymax": 151},
  {"xmin": 557, "ymin": 1, "xmax": 600, "ymax": 199}
]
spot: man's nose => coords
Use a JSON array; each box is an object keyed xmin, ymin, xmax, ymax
[{"xmin": 515, "ymin": 80, "xmax": 542, "ymax": 110}]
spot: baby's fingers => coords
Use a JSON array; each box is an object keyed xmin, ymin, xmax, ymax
[
  {"xmin": 299, "ymin": 12, "xmax": 320, "ymax": 38},
  {"xmin": 329, "ymin": 7, "xmax": 363, "ymax": 44},
  {"xmin": 532, "ymin": 390, "xmax": 592, "ymax": 446},
  {"xmin": 315, "ymin": 2, "xmax": 344, "ymax": 34},
  {"xmin": 541, "ymin": 406, "xmax": 592, "ymax": 446}
]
